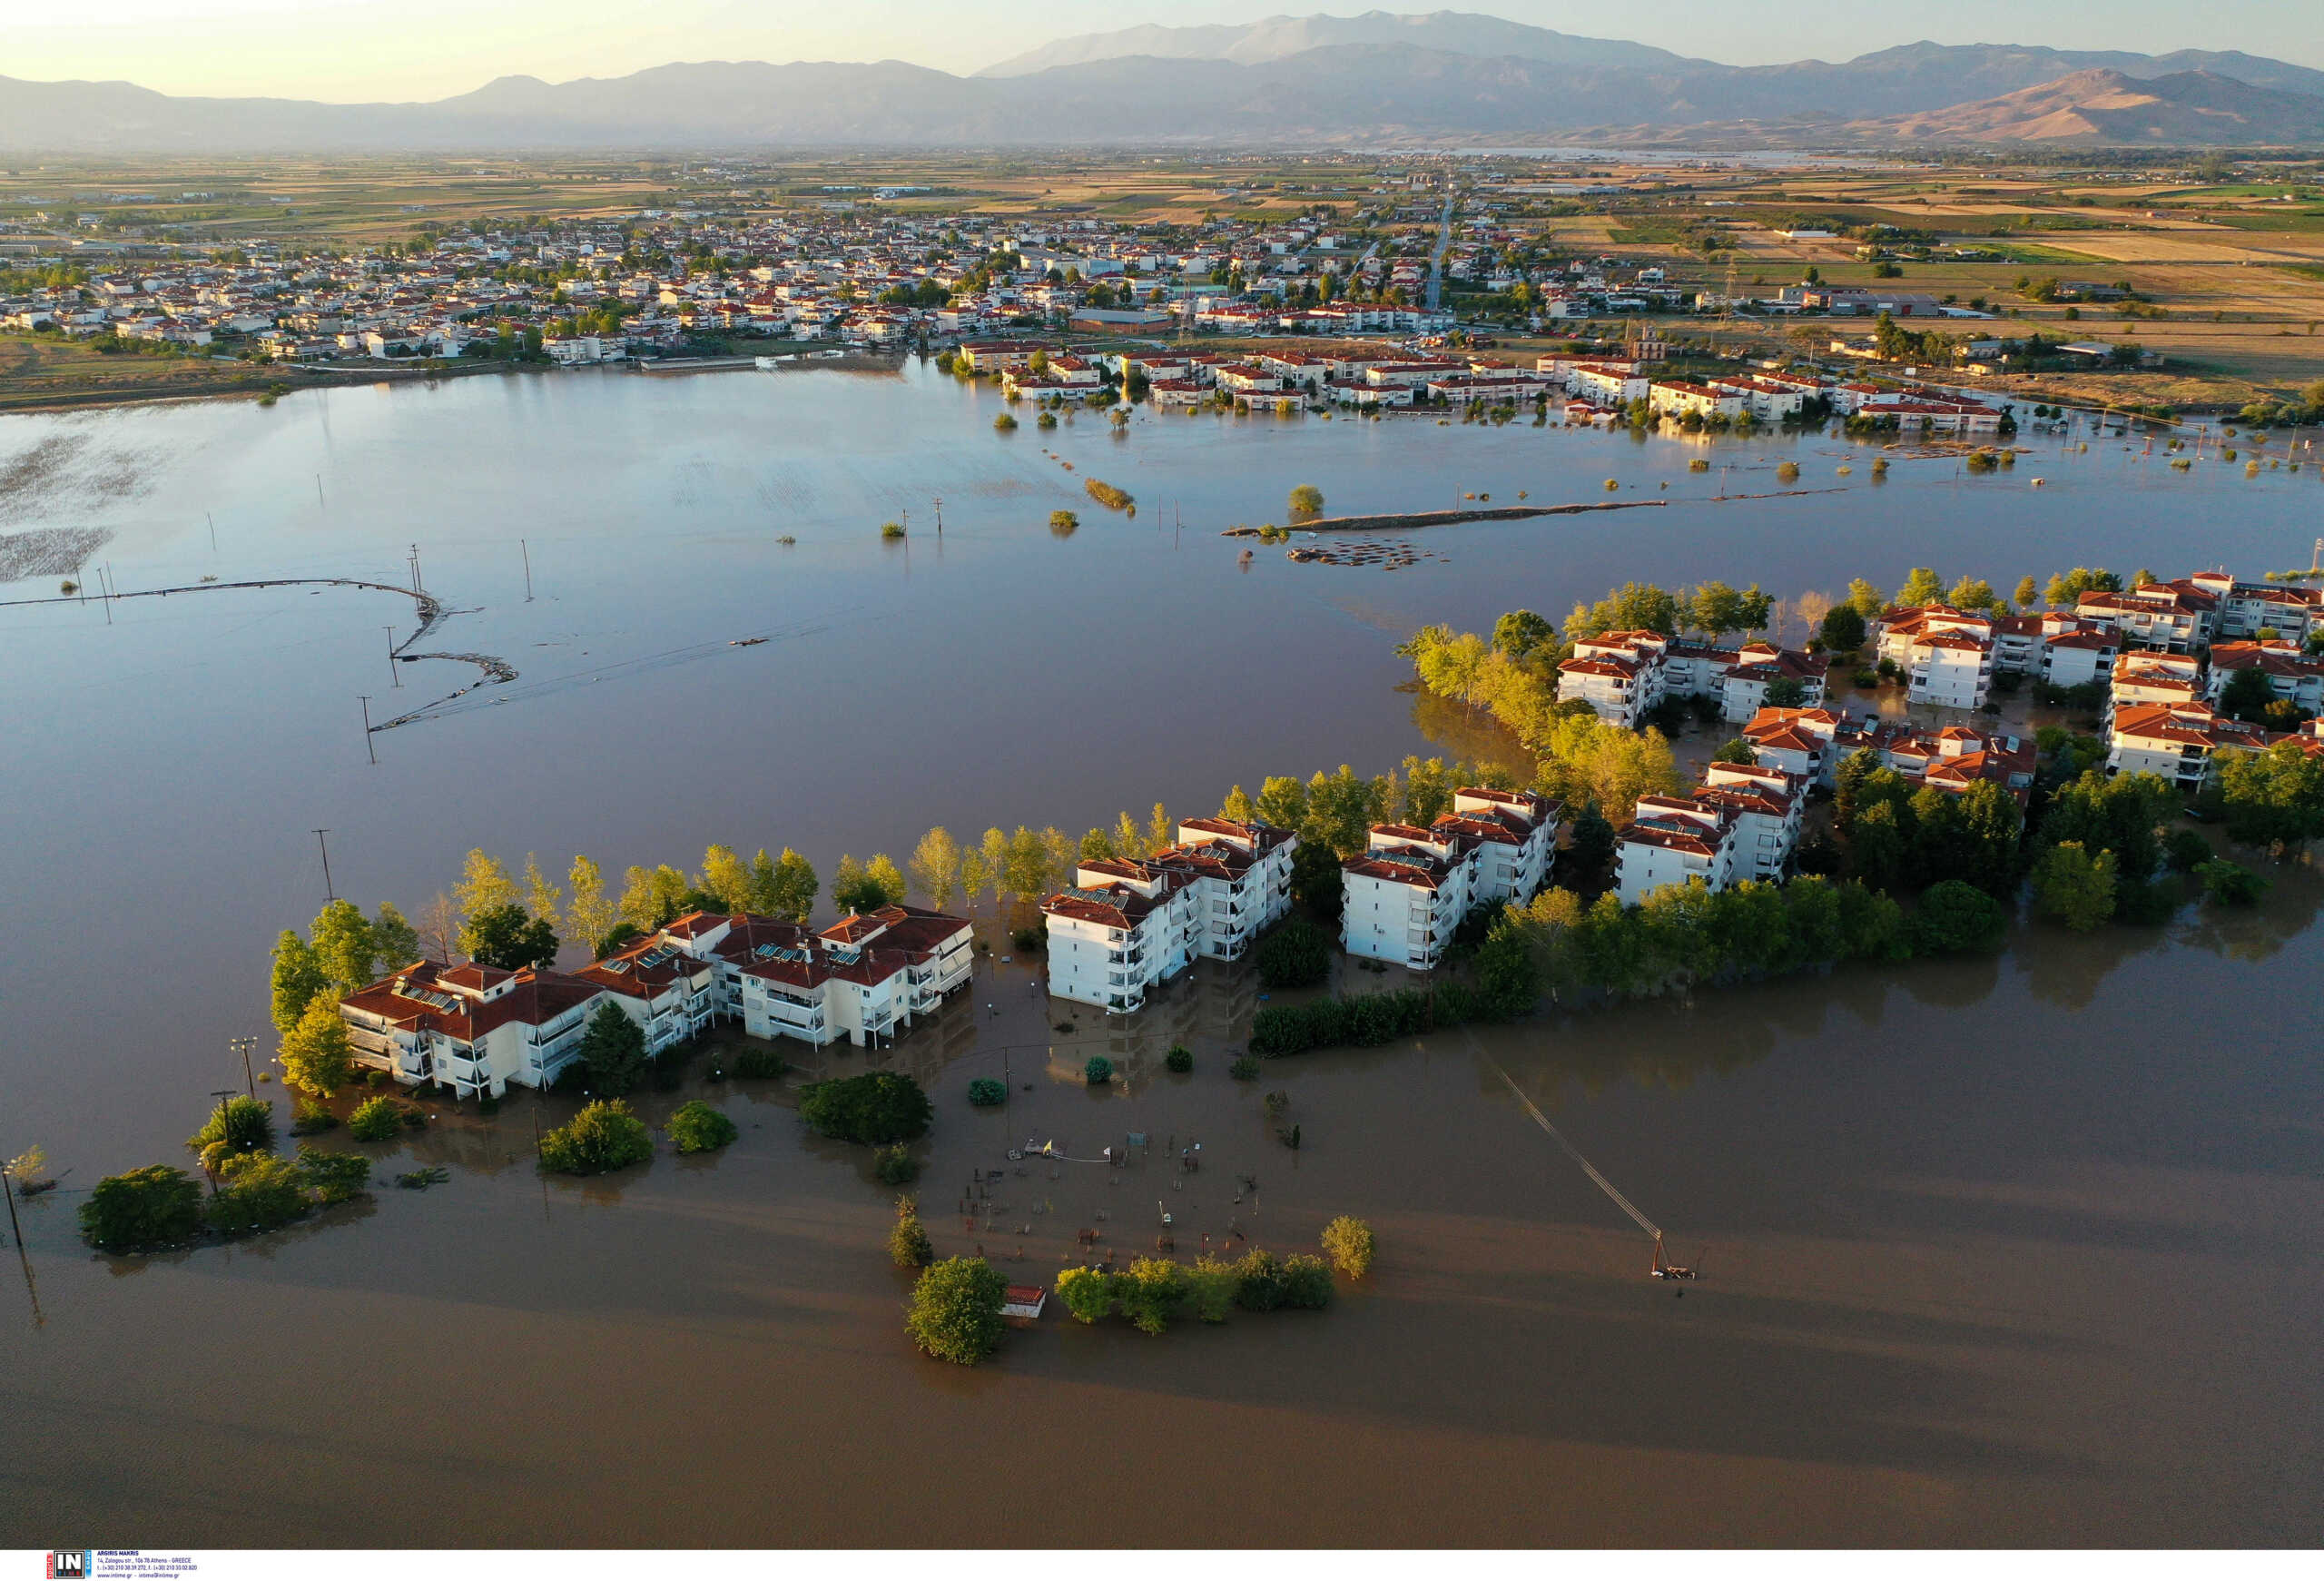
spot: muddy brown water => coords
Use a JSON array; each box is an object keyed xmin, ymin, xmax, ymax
[{"xmin": 1, "ymin": 364, "xmax": 2320, "ymax": 1545}]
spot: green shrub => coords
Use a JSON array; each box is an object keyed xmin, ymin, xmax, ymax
[
  {"xmin": 906, "ymin": 1257, "xmax": 1007, "ymax": 1365},
  {"xmin": 290, "ymin": 1101, "xmax": 339, "ymax": 1135},
  {"xmin": 1057, "ymin": 1265, "xmax": 1118, "ymax": 1322},
  {"xmin": 292, "ymin": 1144, "xmax": 371, "ymax": 1204},
  {"xmin": 799, "ymin": 1071, "xmax": 931, "ymax": 1145},
  {"xmin": 1164, "ymin": 1045, "xmax": 1193, "ymax": 1074},
  {"xmin": 889, "ymin": 1195, "xmax": 933, "ymax": 1269},
  {"xmin": 966, "ymin": 1077, "xmax": 1007, "ymax": 1106},
  {"xmin": 347, "ymin": 1095, "xmax": 410, "ymax": 1141},
  {"xmin": 1321, "ymin": 1215, "xmax": 1375, "ymax": 1279},
  {"xmin": 79, "ymin": 1164, "xmax": 203, "ymax": 1251},
  {"xmin": 1186, "ymin": 1257, "xmax": 1238, "ymax": 1322},
  {"xmin": 1255, "ymin": 915, "xmax": 1331, "ymax": 988},
  {"xmin": 1279, "ymin": 1253, "xmax": 1335, "ymax": 1309},
  {"xmin": 1084, "ymin": 1055, "xmax": 1113, "ymax": 1085},
  {"xmin": 1118, "ymin": 1256, "xmax": 1188, "ymax": 1335},
  {"xmin": 1911, "ymin": 880, "xmax": 2008, "ymax": 955},
  {"xmin": 1229, "ymin": 1056, "xmax": 1259, "ymax": 1082},
  {"xmin": 2197, "ymin": 859, "xmax": 2268, "ymax": 906},
  {"xmin": 538, "ymin": 1099, "xmax": 654, "ymax": 1175},
  {"xmin": 874, "ymin": 1143, "xmax": 921, "ymax": 1185},
  {"xmin": 732, "ymin": 1045, "xmax": 787, "ymax": 1079},
  {"xmin": 205, "ymin": 1154, "xmax": 310, "ymax": 1238},
  {"xmin": 186, "ymin": 1096, "xmax": 275, "ymax": 1168},
  {"xmin": 666, "ymin": 1101, "xmax": 738, "ymax": 1154},
  {"xmin": 1233, "ymin": 1248, "xmax": 1285, "ymax": 1311},
  {"xmin": 2165, "ymin": 829, "xmax": 2213, "ymax": 872}
]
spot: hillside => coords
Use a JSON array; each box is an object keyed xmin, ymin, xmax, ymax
[{"xmin": 1857, "ymin": 68, "xmax": 2324, "ymax": 145}]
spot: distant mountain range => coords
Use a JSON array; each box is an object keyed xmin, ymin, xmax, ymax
[{"xmin": 5, "ymin": 10, "xmax": 2323, "ymax": 152}]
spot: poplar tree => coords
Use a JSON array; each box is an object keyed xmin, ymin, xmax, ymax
[
  {"xmin": 908, "ymin": 827, "xmax": 962, "ymax": 911},
  {"xmin": 280, "ymin": 994, "xmax": 354, "ymax": 1097},
  {"xmin": 271, "ymin": 931, "xmax": 329, "ymax": 1033},
  {"xmin": 566, "ymin": 856, "xmax": 616, "ymax": 954},
  {"xmin": 452, "ymin": 849, "xmax": 518, "ymax": 921}
]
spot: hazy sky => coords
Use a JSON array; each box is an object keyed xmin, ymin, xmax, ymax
[{"xmin": 14, "ymin": 0, "xmax": 2322, "ymax": 101}]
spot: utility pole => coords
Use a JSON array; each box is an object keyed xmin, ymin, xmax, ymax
[
  {"xmin": 521, "ymin": 538, "xmax": 533, "ymax": 601},
  {"xmin": 208, "ymin": 512, "xmax": 217, "ymax": 553},
  {"xmin": 316, "ymin": 474, "xmax": 325, "ymax": 507},
  {"xmin": 934, "ymin": 495, "xmax": 942, "ymax": 534},
  {"xmin": 313, "ymin": 829, "xmax": 335, "ymax": 902},
  {"xmin": 0, "ymin": 1154, "xmax": 21, "ymax": 1247},
  {"xmin": 232, "ymin": 1036, "xmax": 258, "ymax": 1100},
  {"xmin": 359, "ymin": 697, "xmax": 376, "ymax": 765},
  {"xmin": 387, "ymin": 626, "xmax": 401, "ymax": 687}
]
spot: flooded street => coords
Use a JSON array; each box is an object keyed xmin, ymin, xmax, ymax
[{"xmin": 2, "ymin": 361, "xmax": 2320, "ymax": 1544}]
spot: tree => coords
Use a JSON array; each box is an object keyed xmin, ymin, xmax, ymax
[
  {"xmin": 1147, "ymin": 803, "xmax": 1174, "ymax": 855},
  {"xmin": 666, "ymin": 1101, "xmax": 737, "ymax": 1154},
  {"xmin": 976, "ymin": 827, "xmax": 1010, "ymax": 904},
  {"xmin": 1913, "ymin": 880, "xmax": 2008, "ymax": 954},
  {"xmin": 1288, "ymin": 840, "xmax": 1345, "ymax": 921},
  {"xmin": 1218, "ymin": 785, "xmax": 1256, "ymax": 823},
  {"xmin": 1946, "ymin": 576, "xmax": 1997, "ymax": 613},
  {"xmin": 618, "ymin": 864, "xmax": 692, "ymax": 930},
  {"xmin": 1763, "ymin": 677, "xmax": 1808, "ymax": 708},
  {"xmin": 522, "ymin": 854, "xmax": 564, "ymax": 925},
  {"xmin": 699, "ymin": 844, "xmax": 752, "ymax": 912},
  {"xmin": 310, "ymin": 899, "xmax": 378, "ymax": 992},
  {"xmin": 1399, "ymin": 755, "xmax": 1456, "ymax": 825},
  {"xmin": 2032, "ymin": 842, "xmax": 2116, "ymax": 932},
  {"xmin": 1712, "ymin": 737, "xmax": 1757, "ymax": 765},
  {"xmin": 2212, "ymin": 741, "xmax": 2324, "ymax": 845},
  {"xmin": 458, "ymin": 903, "xmax": 558, "ymax": 971},
  {"xmin": 766, "ymin": 848, "xmax": 818, "ymax": 923},
  {"xmin": 1476, "ymin": 909, "xmax": 1541, "ymax": 1017},
  {"xmin": 906, "ymin": 1258, "xmax": 1007, "ymax": 1365},
  {"xmin": 372, "ymin": 902, "xmax": 420, "ymax": 971},
  {"xmin": 1321, "ymin": 1215, "xmax": 1376, "ymax": 1278},
  {"xmin": 1256, "ymin": 915, "xmax": 1331, "ymax": 988},
  {"xmin": 1689, "ymin": 580, "xmax": 1746, "ymax": 639},
  {"xmin": 452, "ymin": 848, "xmax": 518, "ymax": 921},
  {"xmin": 1564, "ymin": 806, "xmax": 1617, "ymax": 891},
  {"xmin": 566, "ymin": 856, "xmax": 616, "ymax": 954},
  {"xmin": 1565, "ymin": 581, "xmax": 1679, "ymax": 640},
  {"xmin": 1846, "ymin": 578, "xmax": 1887, "ymax": 618},
  {"xmin": 1492, "ymin": 608, "xmax": 1555, "ymax": 659},
  {"xmin": 1255, "ymin": 775, "xmax": 1309, "ymax": 830},
  {"xmin": 80, "ymin": 1164, "xmax": 203, "ymax": 1251},
  {"xmin": 1849, "ymin": 801, "xmax": 1911, "ymax": 893},
  {"xmin": 1000, "ymin": 825, "xmax": 1051, "ymax": 901},
  {"xmin": 2218, "ymin": 666, "xmax": 2280, "ymax": 726},
  {"xmin": 2014, "ymin": 575, "xmax": 2040, "ymax": 611},
  {"xmin": 889, "ymin": 1194, "xmax": 934, "ymax": 1268},
  {"xmin": 270, "ymin": 930, "xmax": 330, "ymax": 1033},
  {"xmin": 799, "ymin": 1071, "xmax": 931, "ymax": 1145},
  {"xmin": 1818, "ymin": 604, "xmax": 1867, "ymax": 654},
  {"xmin": 204, "ymin": 1153, "xmax": 310, "ymax": 1238},
  {"xmin": 576, "ymin": 1001, "xmax": 646, "ymax": 1096},
  {"xmin": 538, "ymin": 1099, "xmax": 654, "ymax": 1175},
  {"xmin": 909, "ymin": 827, "xmax": 962, "ymax": 910},
  {"xmin": 1896, "ymin": 567, "xmax": 1946, "ymax": 608},
  {"xmin": 279, "ymin": 993, "xmax": 353, "ymax": 1097},
  {"xmin": 1288, "ymin": 483, "xmax": 1324, "ymax": 517}
]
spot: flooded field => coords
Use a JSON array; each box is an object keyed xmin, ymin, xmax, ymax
[{"xmin": 1, "ymin": 361, "xmax": 2319, "ymax": 1545}]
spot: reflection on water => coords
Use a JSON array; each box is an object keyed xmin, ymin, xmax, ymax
[{"xmin": 2, "ymin": 363, "xmax": 2321, "ymax": 1545}]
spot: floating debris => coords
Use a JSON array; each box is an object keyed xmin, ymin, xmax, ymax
[{"xmin": 1284, "ymin": 536, "xmax": 1445, "ymax": 571}]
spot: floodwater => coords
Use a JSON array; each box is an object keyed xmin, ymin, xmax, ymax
[{"xmin": 1, "ymin": 361, "xmax": 2320, "ymax": 1546}]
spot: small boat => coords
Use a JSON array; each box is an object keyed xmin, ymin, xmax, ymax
[{"xmin": 729, "ymin": 637, "xmax": 768, "ymax": 647}]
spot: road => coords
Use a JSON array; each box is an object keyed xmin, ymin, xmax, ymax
[{"xmin": 1424, "ymin": 192, "xmax": 1455, "ymax": 312}]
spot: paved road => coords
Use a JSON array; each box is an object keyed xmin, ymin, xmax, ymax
[{"xmin": 1424, "ymin": 193, "xmax": 1454, "ymax": 312}]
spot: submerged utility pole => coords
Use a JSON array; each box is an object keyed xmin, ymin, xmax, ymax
[
  {"xmin": 231, "ymin": 1036, "xmax": 258, "ymax": 1100},
  {"xmin": 386, "ymin": 626, "xmax": 400, "ymax": 687},
  {"xmin": 313, "ymin": 828, "xmax": 335, "ymax": 901},
  {"xmin": 359, "ymin": 697, "xmax": 376, "ymax": 765},
  {"xmin": 521, "ymin": 538, "xmax": 533, "ymax": 601}
]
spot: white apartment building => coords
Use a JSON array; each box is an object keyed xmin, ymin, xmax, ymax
[
  {"xmin": 1042, "ymin": 819, "xmax": 1299, "ymax": 1009},
  {"xmin": 663, "ymin": 906, "xmax": 973, "ymax": 1049},
  {"xmin": 1741, "ymin": 707, "xmax": 1859, "ymax": 786},
  {"xmin": 2107, "ymin": 702, "xmax": 2277, "ymax": 787},
  {"xmin": 1697, "ymin": 761, "xmax": 1804, "ymax": 880},
  {"xmin": 1341, "ymin": 825, "xmax": 1479, "ymax": 969},
  {"xmin": 1615, "ymin": 795, "xmax": 1735, "ymax": 905},
  {"xmin": 1428, "ymin": 788, "xmax": 1563, "ymax": 905},
  {"xmin": 2206, "ymin": 641, "xmax": 2324, "ymax": 715},
  {"xmin": 1558, "ymin": 630, "xmax": 1669, "ymax": 726},
  {"xmin": 2106, "ymin": 653, "xmax": 2204, "ymax": 725},
  {"xmin": 2189, "ymin": 571, "xmax": 2321, "ymax": 644},
  {"xmin": 339, "ymin": 960, "xmax": 606, "ymax": 1100},
  {"xmin": 1647, "ymin": 380, "xmax": 1744, "ymax": 420},
  {"xmin": 2076, "ymin": 581, "xmax": 2217, "ymax": 654},
  {"xmin": 1561, "ymin": 632, "xmax": 1827, "ymax": 726},
  {"xmin": 1873, "ymin": 605, "xmax": 1995, "ymax": 708}
]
